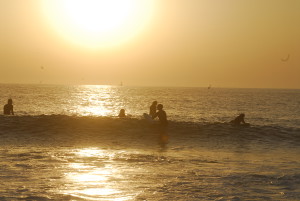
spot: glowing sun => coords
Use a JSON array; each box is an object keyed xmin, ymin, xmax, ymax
[{"xmin": 42, "ymin": 0, "xmax": 155, "ymax": 48}]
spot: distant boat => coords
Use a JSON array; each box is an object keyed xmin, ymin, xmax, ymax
[
  {"xmin": 120, "ymin": 81, "xmax": 123, "ymax": 86},
  {"xmin": 208, "ymin": 84, "xmax": 212, "ymax": 89}
]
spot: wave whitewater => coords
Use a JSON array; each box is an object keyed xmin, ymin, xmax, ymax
[{"xmin": 0, "ymin": 115, "xmax": 299, "ymax": 147}]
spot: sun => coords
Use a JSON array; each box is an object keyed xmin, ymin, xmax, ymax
[{"xmin": 41, "ymin": 0, "xmax": 155, "ymax": 48}]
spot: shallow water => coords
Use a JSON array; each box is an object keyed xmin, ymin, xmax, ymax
[{"xmin": 0, "ymin": 84, "xmax": 299, "ymax": 200}]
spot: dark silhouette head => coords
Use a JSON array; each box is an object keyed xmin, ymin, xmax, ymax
[
  {"xmin": 8, "ymin": 99, "xmax": 13, "ymax": 105},
  {"xmin": 157, "ymin": 104, "xmax": 163, "ymax": 110},
  {"xmin": 239, "ymin": 113, "xmax": 245, "ymax": 117},
  {"xmin": 118, "ymin": 109, "xmax": 126, "ymax": 117},
  {"xmin": 152, "ymin": 101, "xmax": 157, "ymax": 105}
]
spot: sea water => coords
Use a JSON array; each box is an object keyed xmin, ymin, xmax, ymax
[{"xmin": 0, "ymin": 84, "xmax": 299, "ymax": 200}]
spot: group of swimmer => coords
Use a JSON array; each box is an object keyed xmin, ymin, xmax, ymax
[
  {"xmin": 119, "ymin": 101, "xmax": 168, "ymax": 126},
  {"xmin": 119, "ymin": 100, "xmax": 248, "ymax": 126},
  {"xmin": 4, "ymin": 98, "xmax": 248, "ymax": 126},
  {"xmin": 149, "ymin": 101, "xmax": 168, "ymax": 126}
]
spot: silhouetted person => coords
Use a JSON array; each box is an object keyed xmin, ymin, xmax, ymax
[
  {"xmin": 149, "ymin": 101, "xmax": 157, "ymax": 118},
  {"xmin": 230, "ymin": 113, "xmax": 246, "ymax": 125},
  {"xmin": 152, "ymin": 104, "xmax": 169, "ymax": 146},
  {"xmin": 153, "ymin": 104, "xmax": 168, "ymax": 127},
  {"xmin": 4, "ymin": 99, "xmax": 14, "ymax": 115},
  {"xmin": 118, "ymin": 109, "xmax": 126, "ymax": 118}
]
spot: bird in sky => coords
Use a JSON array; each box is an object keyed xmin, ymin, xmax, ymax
[{"xmin": 281, "ymin": 54, "xmax": 290, "ymax": 62}]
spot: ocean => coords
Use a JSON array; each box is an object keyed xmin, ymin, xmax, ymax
[{"xmin": 0, "ymin": 84, "xmax": 299, "ymax": 200}]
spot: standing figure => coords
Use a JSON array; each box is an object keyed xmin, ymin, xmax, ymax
[
  {"xmin": 153, "ymin": 104, "xmax": 169, "ymax": 145},
  {"xmin": 149, "ymin": 101, "xmax": 157, "ymax": 118},
  {"xmin": 4, "ymin": 99, "xmax": 14, "ymax": 115}
]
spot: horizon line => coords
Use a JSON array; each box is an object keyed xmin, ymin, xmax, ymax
[{"xmin": 0, "ymin": 82, "xmax": 299, "ymax": 90}]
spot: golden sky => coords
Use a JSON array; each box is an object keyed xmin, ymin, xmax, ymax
[{"xmin": 0, "ymin": 0, "xmax": 299, "ymax": 88}]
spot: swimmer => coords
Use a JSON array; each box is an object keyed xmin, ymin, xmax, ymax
[
  {"xmin": 153, "ymin": 104, "xmax": 168, "ymax": 127},
  {"xmin": 118, "ymin": 109, "xmax": 126, "ymax": 118},
  {"xmin": 4, "ymin": 99, "xmax": 14, "ymax": 115},
  {"xmin": 230, "ymin": 113, "xmax": 247, "ymax": 125},
  {"xmin": 149, "ymin": 101, "xmax": 157, "ymax": 118}
]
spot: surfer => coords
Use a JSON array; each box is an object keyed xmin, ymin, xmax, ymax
[
  {"xmin": 149, "ymin": 101, "xmax": 157, "ymax": 118},
  {"xmin": 3, "ymin": 99, "xmax": 14, "ymax": 115},
  {"xmin": 118, "ymin": 109, "xmax": 126, "ymax": 118},
  {"xmin": 230, "ymin": 113, "xmax": 248, "ymax": 125},
  {"xmin": 152, "ymin": 104, "xmax": 168, "ymax": 127}
]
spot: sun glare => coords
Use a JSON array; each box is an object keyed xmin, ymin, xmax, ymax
[{"xmin": 41, "ymin": 0, "xmax": 155, "ymax": 48}]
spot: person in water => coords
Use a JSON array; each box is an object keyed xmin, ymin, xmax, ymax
[
  {"xmin": 152, "ymin": 104, "xmax": 168, "ymax": 126},
  {"xmin": 230, "ymin": 113, "xmax": 246, "ymax": 125},
  {"xmin": 118, "ymin": 109, "xmax": 126, "ymax": 118},
  {"xmin": 153, "ymin": 104, "xmax": 169, "ymax": 145},
  {"xmin": 149, "ymin": 101, "xmax": 157, "ymax": 118},
  {"xmin": 4, "ymin": 99, "xmax": 14, "ymax": 115}
]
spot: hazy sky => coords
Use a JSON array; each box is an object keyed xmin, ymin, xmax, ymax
[{"xmin": 1, "ymin": 0, "xmax": 299, "ymax": 88}]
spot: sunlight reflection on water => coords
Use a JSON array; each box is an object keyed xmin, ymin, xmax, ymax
[
  {"xmin": 68, "ymin": 188, "xmax": 120, "ymax": 199},
  {"xmin": 62, "ymin": 148, "xmax": 135, "ymax": 200},
  {"xmin": 76, "ymin": 148, "xmax": 108, "ymax": 157},
  {"xmin": 74, "ymin": 85, "xmax": 115, "ymax": 116}
]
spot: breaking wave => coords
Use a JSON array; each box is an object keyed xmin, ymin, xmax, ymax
[{"xmin": 0, "ymin": 115, "xmax": 299, "ymax": 149}]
